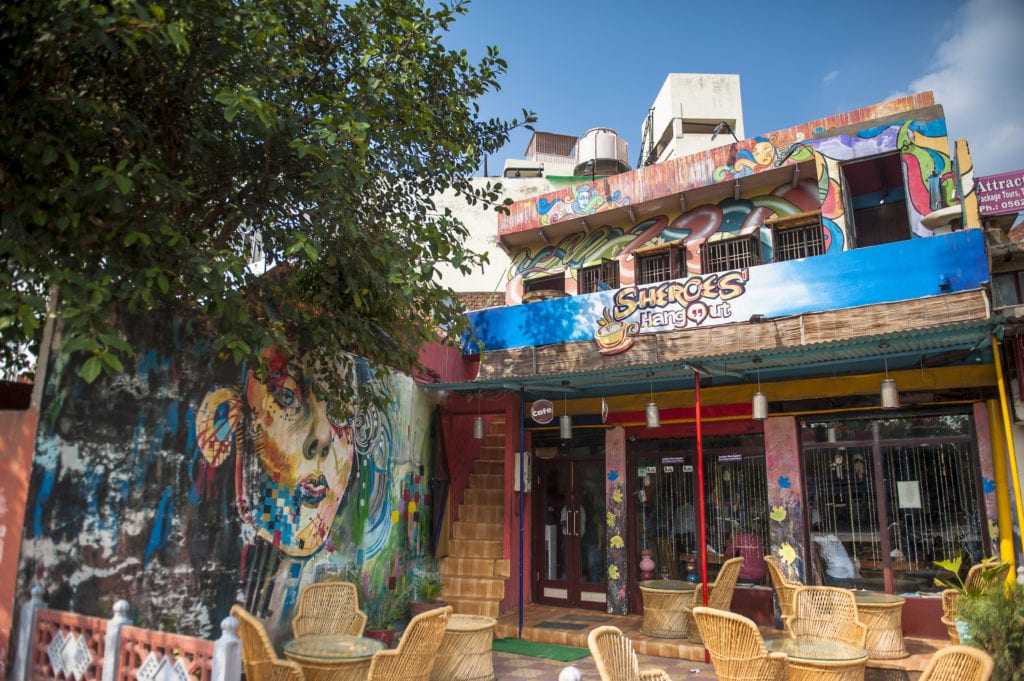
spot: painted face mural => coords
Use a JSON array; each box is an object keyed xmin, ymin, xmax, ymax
[{"xmin": 196, "ymin": 347, "xmax": 356, "ymax": 557}]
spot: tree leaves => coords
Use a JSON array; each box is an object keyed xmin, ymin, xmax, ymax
[{"xmin": 0, "ymin": 0, "xmax": 535, "ymax": 390}]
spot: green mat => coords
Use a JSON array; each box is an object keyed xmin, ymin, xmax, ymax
[{"xmin": 492, "ymin": 637, "xmax": 590, "ymax": 662}]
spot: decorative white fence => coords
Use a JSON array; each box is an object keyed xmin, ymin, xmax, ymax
[{"xmin": 12, "ymin": 586, "xmax": 241, "ymax": 681}]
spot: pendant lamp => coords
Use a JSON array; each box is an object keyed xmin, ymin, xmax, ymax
[
  {"xmin": 752, "ymin": 358, "xmax": 768, "ymax": 420},
  {"xmin": 472, "ymin": 391, "xmax": 484, "ymax": 439},
  {"xmin": 880, "ymin": 343, "xmax": 899, "ymax": 410},
  {"xmin": 645, "ymin": 372, "xmax": 660, "ymax": 429},
  {"xmin": 560, "ymin": 385, "xmax": 572, "ymax": 439}
]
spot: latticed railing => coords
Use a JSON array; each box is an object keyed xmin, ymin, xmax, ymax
[{"xmin": 13, "ymin": 586, "xmax": 236, "ymax": 681}]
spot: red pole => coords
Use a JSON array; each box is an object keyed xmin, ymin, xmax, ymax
[{"xmin": 694, "ymin": 370, "xmax": 710, "ymax": 663}]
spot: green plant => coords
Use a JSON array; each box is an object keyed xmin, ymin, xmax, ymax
[
  {"xmin": 958, "ymin": 582, "xmax": 1024, "ymax": 681},
  {"xmin": 363, "ymin": 580, "xmax": 412, "ymax": 631},
  {"xmin": 414, "ymin": 574, "xmax": 445, "ymax": 603},
  {"xmin": 932, "ymin": 555, "xmax": 1004, "ymax": 597}
]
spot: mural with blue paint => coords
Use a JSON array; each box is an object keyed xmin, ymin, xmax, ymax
[
  {"xmin": 504, "ymin": 112, "xmax": 955, "ymax": 307},
  {"xmin": 18, "ymin": 315, "xmax": 437, "ymax": 640}
]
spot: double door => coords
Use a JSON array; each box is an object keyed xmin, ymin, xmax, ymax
[{"xmin": 533, "ymin": 458, "xmax": 606, "ymax": 609}]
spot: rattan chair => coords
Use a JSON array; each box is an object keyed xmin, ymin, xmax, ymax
[
  {"xmin": 291, "ymin": 581, "xmax": 368, "ymax": 639},
  {"xmin": 784, "ymin": 586, "xmax": 867, "ymax": 648},
  {"xmin": 366, "ymin": 605, "xmax": 452, "ymax": 681},
  {"xmin": 940, "ymin": 588, "xmax": 961, "ymax": 644},
  {"xmin": 940, "ymin": 560, "xmax": 1009, "ymax": 643},
  {"xmin": 231, "ymin": 605, "xmax": 305, "ymax": 681},
  {"xmin": 587, "ymin": 625, "xmax": 672, "ymax": 681},
  {"xmin": 764, "ymin": 555, "xmax": 802, "ymax": 621},
  {"xmin": 692, "ymin": 607, "xmax": 787, "ymax": 681},
  {"xmin": 683, "ymin": 556, "xmax": 744, "ymax": 643},
  {"xmin": 918, "ymin": 645, "xmax": 994, "ymax": 681}
]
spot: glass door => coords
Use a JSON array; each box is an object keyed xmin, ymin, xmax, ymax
[{"xmin": 533, "ymin": 457, "xmax": 606, "ymax": 609}]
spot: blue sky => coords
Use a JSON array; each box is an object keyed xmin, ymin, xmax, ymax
[{"xmin": 446, "ymin": 0, "xmax": 1024, "ymax": 178}]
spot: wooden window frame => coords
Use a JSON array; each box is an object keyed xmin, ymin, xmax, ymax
[
  {"xmin": 635, "ymin": 242, "xmax": 686, "ymax": 285},
  {"xmin": 578, "ymin": 260, "xmax": 619, "ymax": 294},
  {"xmin": 767, "ymin": 210, "xmax": 826, "ymax": 261},
  {"xmin": 700, "ymin": 235, "xmax": 761, "ymax": 273}
]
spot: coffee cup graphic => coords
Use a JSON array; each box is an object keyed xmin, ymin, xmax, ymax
[{"xmin": 594, "ymin": 320, "xmax": 639, "ymax": 354}]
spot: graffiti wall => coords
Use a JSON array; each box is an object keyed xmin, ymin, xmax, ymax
[
  {"xmin": 501, "ymin": 98, "xmax": 955, "ymax": 307},
  {"xmin": 17, "ymin": 315, "xmax": 437, "ymax": 641}
]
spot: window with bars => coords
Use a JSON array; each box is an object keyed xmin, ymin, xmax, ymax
[
  {"xmin": 769, "ymin": 210, "xmax": 826, "ymax": 261},
  {"xmin": 524, "ymin": 274, "xmax": 566, "ymax": 294},
  {"xmin": 578, "ymin": 260, "xmax": 619, "ymax": 293},
  {"xmin": 635, "ymin": 244, "xmax": 686, "ymax": 285},
  {"xmin": 700, "ymin": 235, "xmax": 760, "ymax": 273}
]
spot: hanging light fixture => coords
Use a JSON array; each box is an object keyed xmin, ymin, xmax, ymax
[
  {"xmin": 645, "ymin": 372, "xmax": 660, "ymax": 429},
  {"xmin": 472, "ymin": 391, "xmax": 484, "ymax": 439},
  {"xmin": 751, "ymin": 357, "xmax": 768, "ymax": 420},
  {"xmin": 560, "ymin": 383, "xmax": 572, "ymax": 440},
  {"xmin": 880, "ymin": 343, "xmax": 900, "ymax": 410}
]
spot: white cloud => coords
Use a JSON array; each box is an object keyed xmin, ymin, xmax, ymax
[
  {"xmin": 907, "ymin": 0, "xmax": 1024, "ymax": 175},
  {"xmin": 822, "ymin": 70, "xmax": 840, "ymax": 87}
]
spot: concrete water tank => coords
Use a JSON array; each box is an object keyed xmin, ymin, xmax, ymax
[{"xmin": 573, "ymin": 128, "xmax": 630, "ymax": 177}]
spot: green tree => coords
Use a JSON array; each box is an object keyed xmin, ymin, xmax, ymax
[{"xmin": 1, "ymin": 0, "xmax": 531, "ymax": 398}]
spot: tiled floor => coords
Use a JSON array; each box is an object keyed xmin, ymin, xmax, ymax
[{"xmin": 494, "ymin": 603, "xmax": 949, "ymax": 679}]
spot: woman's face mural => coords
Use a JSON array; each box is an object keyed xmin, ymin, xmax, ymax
[{"xmin": 196, "ymin": 347, "xmax": 355, "ymax": 557}]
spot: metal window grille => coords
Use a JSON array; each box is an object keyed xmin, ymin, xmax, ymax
[
  {"xmin": 774, "ymin": 222, "xmax": 826, "ymax": 261},
  {"xmin": 579, "ymin": 261, "xmax": 619, "ymax": 293},
  {"xmin": 636, "ymin": 245, "xmax": 685, "ymax": 285},
  {"xmin": 701, "ymin": 235, "xmax": 760, "ymax": 273}
]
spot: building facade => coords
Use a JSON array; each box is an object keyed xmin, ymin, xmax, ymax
[{"xmin": 429, "ymin": 91, "xmax": 1023, "ymax": 634}]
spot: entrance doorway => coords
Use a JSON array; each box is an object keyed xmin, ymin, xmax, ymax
[{"xmin": 533, "ymin": 456, "xmax": 606, "ymax": 609}]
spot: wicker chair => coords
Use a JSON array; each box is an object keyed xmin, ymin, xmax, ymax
[
  {"xmin": 940, "ymin": 561, "xmax": 1009, "ymax": 643},
  {"xmin": 940, "ymin": 588, "xmax": 961, "ymax": 644},
  {"xmin": 918, "ymin": 645, "xmax": 995, "ymax": 681},
  {"xmin": 764, "ymin": 555, "xmax": 802, "ymax": 621},
  {"xmin": 291, "ymin": 581, "xmax": 368, "ymax": 639},
  {"xmin": 587, "ymin": 625, "xmax": 672, "ymax": 681},
  {"xmin": 366, "ymin": 605, "xmax": 452, "ymax": 681},
  {"xmin": 231, "ymin": 605, "xmax": 305, "ymax": 681},
  {"xmin": 692, "ymin": 607, "xmax": 787, "ymax": 681},
  {"xmin": 683, "ymin": 556, "xmax": 744, "ymax": 643},
  {"xmin": 784, "ymin": 586, "xmax": 867, "ymax": 648}
]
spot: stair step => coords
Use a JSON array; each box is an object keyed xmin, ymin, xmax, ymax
[
  {"xmin": 440, "ymin": 557, "xmax": 511, "ymax": 579},
  {"xmin": 444, "ymin": 575, "xmax": 506, "ymax": 600},
  {"xmin": 452, "ymin": 520, "xmax": 503, "ymax": 540},
  {"xmin": 479, "ymin": 446, "xmax": 504, "ymax": 462},
  {"xmin": 445, "ymin": 597, "xmax": 500, "ymax": 619},
  {"xmin": 448, "ymin": 538, "xmax": 503, "ymax": 558},
  {"xmin": 473, "ymin": 460, "xmax": 504, "ymax": 476},
  {"xmin": 457, "ymin": 504, "xmax": 503, "ymax": 523},
  {"xmin": 469, "ymin": 472, "xmax": 503, "ymax": 490},
  {"xmin": 464, "ymin": 488, "xmax": 503, "ymax": 506}
]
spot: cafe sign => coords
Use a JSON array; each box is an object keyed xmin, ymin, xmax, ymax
[
  {"xmin": 594, "ymin": 269, "xmax": 750, "ymax": 355},
  {"xmin": 977, "ymin": 169, "xmax": 1024, "ymax": 216},
  {"xmin": 530, "ymin": 399, "xmax": 554, "ymax": 424}
]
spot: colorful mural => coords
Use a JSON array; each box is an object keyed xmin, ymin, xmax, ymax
[
  {"xmin": 473, "ymin": 230, "xmax": 988, "ymax": 354},
  {"xmin": 502, "ymin": 102, "xmax": 957, "ymax": 307},
  {"xmin": 18, "ymin": 316, "xmax": 437, "ymax": 641}
]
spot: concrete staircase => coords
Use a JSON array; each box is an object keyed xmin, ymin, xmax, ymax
[{"xmin": 440, "ymin": 417, "xmax": 510, "ymax": 618}]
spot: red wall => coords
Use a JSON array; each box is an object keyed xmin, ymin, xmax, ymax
[{"xmin": 0, "ymin": 407, "xmax": 39, "ymax": 674}]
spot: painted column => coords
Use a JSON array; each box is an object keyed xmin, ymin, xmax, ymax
[
  {"xmin": 764, "ymin": 416, "xmax": 808, "ymax": 581},
  {"xmin": 604, "ymin": 427, "xmax": 627, "ymax": 615}
]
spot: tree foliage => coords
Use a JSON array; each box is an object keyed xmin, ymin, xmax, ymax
[{"xmin": 0, "ymin": 0, "xmax": 531, "ymax": 398}]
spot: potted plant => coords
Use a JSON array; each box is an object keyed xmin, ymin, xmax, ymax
[
  {"xmin": 933, "ymin": 555, "xmax": 1007, "ymax": 643},
  {"xmin": 410, "ymin": 573, "xmax": 447, "ymax": 617},
  {"xmin": 342, "ymin": 568, "xmax": 411, "ymax": 648},
  {"xmin": 957, "ymin": 580, "xmax": 1024, "ymax": 681}
]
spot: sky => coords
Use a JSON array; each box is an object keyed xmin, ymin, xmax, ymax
[{"xmin": 445, "ymin": 0, "xmax": 1024, "ymax": 179}]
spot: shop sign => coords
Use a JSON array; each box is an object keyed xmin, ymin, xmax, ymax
[
  {"xmin": 530, "ymin": 399, "xmax": 554, "ymax": 424},
  {"xmin": 594, "ymin": 269, "xmax": 750, "ymax": 355},
  {"xmin": 977, "ymin": 169, "xmax": 1024, "ymax": 216}
]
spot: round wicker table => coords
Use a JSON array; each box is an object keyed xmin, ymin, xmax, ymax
[
  {"xmin": 429, "ymin": 614, "xmax": 497, "ymax": 681},
  {"xmin": 766, "ymin": 638, "xmax": 868, "ymax": 681},
  {"xmin": 638, "ymin": 580, "xmax": 696, "ymax": 638},
  {"xmin": 283, "ymin": 634, "xmax": 385, "ymax": 681},
  {"xmin": 852, "ymin": 591, "xmax": 908, "ymax": 659}
]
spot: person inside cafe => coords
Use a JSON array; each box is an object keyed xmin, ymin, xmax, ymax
[
  {"xmin": 811, "ymin": 511, "xmax": 856, "ymax": 584},
  {"xmin": 725, "ymin": 523, "xmax": 766, "ymax": 582}
]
